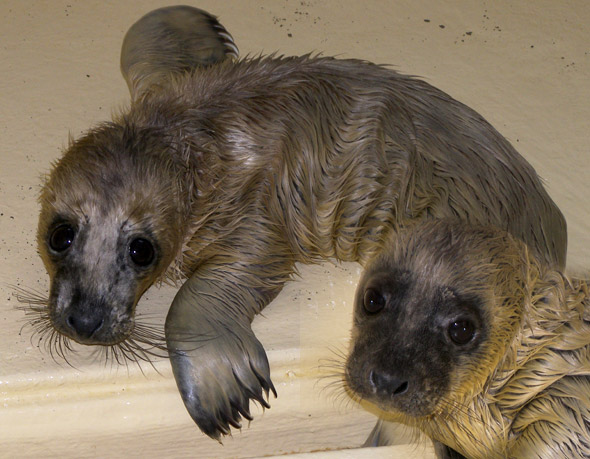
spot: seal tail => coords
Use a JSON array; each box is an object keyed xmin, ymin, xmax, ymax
[{"xmin": 120, "ymin": 5, "xmax": 238, "ymax": 100}]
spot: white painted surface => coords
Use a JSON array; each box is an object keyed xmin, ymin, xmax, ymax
[{"xmin": 0, "ymin": 1, "xmax": 588, "ymax": 457}]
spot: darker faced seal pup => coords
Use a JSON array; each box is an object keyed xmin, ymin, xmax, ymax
[
  {"xmin": 29, "ymin": 6, "xmax": 567, "ymax": 440},
  {"xmin": 346, "ymin": 220, "xmax": 590, "ymax": 458}
]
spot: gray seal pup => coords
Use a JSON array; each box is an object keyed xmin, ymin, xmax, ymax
[
  {"xmin": 346, "ymin": 220, "xmax": 589, "ymax": 458},
  {"xmin": 30, "ymin": 6, "xmax": 567, "ymax": 440}
]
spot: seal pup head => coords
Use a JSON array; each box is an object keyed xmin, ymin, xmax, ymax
[
  {"xmin": 30, "ymin": 4, "xmax": 236, "ymax": 355},
  {"xmin": 345, "ymin": 220, "xmax": 525, "ymax": 421},
  {"xmin": 36, "ymin": 123, "xmax": 189, "ymax": 347}
]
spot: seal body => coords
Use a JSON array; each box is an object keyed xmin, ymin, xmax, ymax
[
  {"xmin": 36, "ymin": 18, "xmax": 567, "ymax": 438},
  {"xmin": 346, "ymin": 220, "xmax": 590, "ymax": 458}
]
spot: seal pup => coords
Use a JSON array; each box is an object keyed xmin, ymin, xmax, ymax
[
  {"xmin": 32, "ymin": 7, "xmax": 567, "ymax": 440},
  {"xmin": 346, "ymin": 220, "xmax": 590, "ymax": 458}
]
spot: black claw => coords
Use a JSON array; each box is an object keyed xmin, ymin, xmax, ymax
[
  {"xmin": 244, "ymin": 384, "xmax": 270, "ymax": 409},
  {"xmin": 248, "ymin": 387, "xmax": 269, "ymax": 408},
  {"xmin": 232, "ymin": 398, "xmax": 253, "ymax": 421},
  {"xmin": 197, "ymin": 421, "xmax": 224, "ymax": 443},
  {"xmin": 230, "ymin": 406, "xmax": 243, "ymax": 429},
  {"xmin": 239, "ymin": 405, "xmax": 253, "ymax": 421},
  {"xmin": 218, "ymin": 403, "xmax": 242, "ymax": 431},
  {"xmin": 268, "ymin": 379, "xmax": 277, "ymax": 398},
  {"xmin": 256, "ymin": 392, "xmax": 272, "ymax": 409},
  {"xmin": 227, "ymin": 417, "xmax": 242, "ymax": 430},
  {"xmin": 227, "ymin": 383, "xmax": 254, "ymax": 422},
  {"xmin": 250, "ymin": 362, "xmax": 277, "ymax": 399},
  {"xmin": 217, "ymin": 419, "xmax": 231, "ymax": 436}
]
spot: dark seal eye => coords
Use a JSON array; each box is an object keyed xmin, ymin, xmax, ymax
[
  {"xmin": 448, "ymin": 319, "xmax": 476, "ymax": 345},
  {"xmin": 129, "ymin": 238, "xmax": 155, "ymax": 266},
  {"xmin": 49, "ymin": 224, "xmax": 75, "ymax": 252},
  {"xmin": 363, "ymin": 288, "xmax": 385, "ymax": 314}
]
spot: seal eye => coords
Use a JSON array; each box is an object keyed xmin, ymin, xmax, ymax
[
  {"xmin": 363, "ymin": 288, "xmax": 385, "ymax": 314},
  {"xmin": 448, "ymin": 319, "xmax": 476, "ymax": 345},
  {"xmin": 49, "ymin": 224, "xmax": 75, "ymax": 252},
  {"xmin": 129, "ymin": 238, "xmax": 155, "ymax": 266}
]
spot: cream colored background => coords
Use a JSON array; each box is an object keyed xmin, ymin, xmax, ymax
[{"xmin": 1, "ymin": 1, "xmax": 588, "ymax": 457}]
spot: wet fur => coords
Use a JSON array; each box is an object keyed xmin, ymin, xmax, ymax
[
  {"xmin": 121, "ymin": 5, "xmax": 238, "ymax": 100},
  {"xmin": 346, "ymin": 221, "xmax": 590, "ymax": 458},
  {"xmin": 33, "ymin": 10, "xmax": 567, "ymax": 439}
]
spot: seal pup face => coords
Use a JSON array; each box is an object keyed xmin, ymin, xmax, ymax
[
  {"xmin": 346, "ymin": 221, "xmax": 525, "ymax": 422},
  {"xmin": 36, "ymin": 123, "xmax": 187, "ymax": 347}
]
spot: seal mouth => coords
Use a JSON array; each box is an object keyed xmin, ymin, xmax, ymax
[
  {"xmin": 345, "ymin": 351, "xmax": 442, "ymax": 419},
  {"xmin": 54, "ymin": 319, "xmax": 133, "ymax": 346},
  {"xmin": 15, "ymin": 286, "xmax": 167, "ymax": 366},
  {"xmin": 48, "ymin": 299, "xmax": 136, "ymax": 346}
]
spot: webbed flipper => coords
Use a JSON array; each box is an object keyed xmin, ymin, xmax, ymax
[
  {"xmin": 120, "ymin": 5, "xmax": 238, "ymax": 100},
  {"xmin": 165, "ymin": 234, "xmax": 294, "ymax": 439}
]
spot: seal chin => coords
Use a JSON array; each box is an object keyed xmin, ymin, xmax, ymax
[{"xmin": 369, "ymin": 392, "xmax": 440, "ymax": 419}]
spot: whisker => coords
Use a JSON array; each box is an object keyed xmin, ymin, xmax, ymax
[
  {"xmin": 11, "ymin": 284, "xmax": 49, "ymax": 306},
  {"xmin": 314, "ymin": 346, "xmax": 364, "ymax": 413},
  {"xmin": 15, "ymin": 286, "xmax": 172, "ymax": 372}
]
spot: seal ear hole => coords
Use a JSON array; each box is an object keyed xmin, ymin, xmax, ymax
[
  {"xmin": 129, "ymin": 238, "xmax": 155, "ymax": 266},
  {"xmin": 447, "ymin": 319, "xmax": 476, "ymax": 346},
  {"xmin": 363, "ymin": 288, "xmax": 386, "ymax": 314},
  {"xmin": 49, "ymin": 224, "xmax": 75, "ymax": 252}
]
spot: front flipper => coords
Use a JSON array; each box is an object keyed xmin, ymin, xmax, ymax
[{"xmin": 165, "ymin": 256, "xmax": 293, "ymax": 440}]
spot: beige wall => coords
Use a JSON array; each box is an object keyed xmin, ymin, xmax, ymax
[{"xmin": 1, "ymin": 1, "xmax": 588, "ymax": 457}]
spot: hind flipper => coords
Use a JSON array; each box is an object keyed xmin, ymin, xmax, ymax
[{"xmin": 120, "ymin": 5, "xmax": 238, "ymax": 100}]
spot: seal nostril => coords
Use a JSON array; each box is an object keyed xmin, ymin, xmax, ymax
[
  {"xmin": 393, "ymin": 381, "xmax": 408, "ymax": 395},
  {"xmin": 66, "ymin": 314, "xmax": 104, "ymax": 339},
  {"xmin": 369, "ymin": 369, "xmax": 409, "ymax": 396}
]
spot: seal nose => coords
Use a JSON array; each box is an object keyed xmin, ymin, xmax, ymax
[
  {"xmin": 66, "ymin": 312, "xmax": 104, "ymax": 339},
  {"xmin": 369, "ymin": 369, "xmax": 409, "ymax": 396}
]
